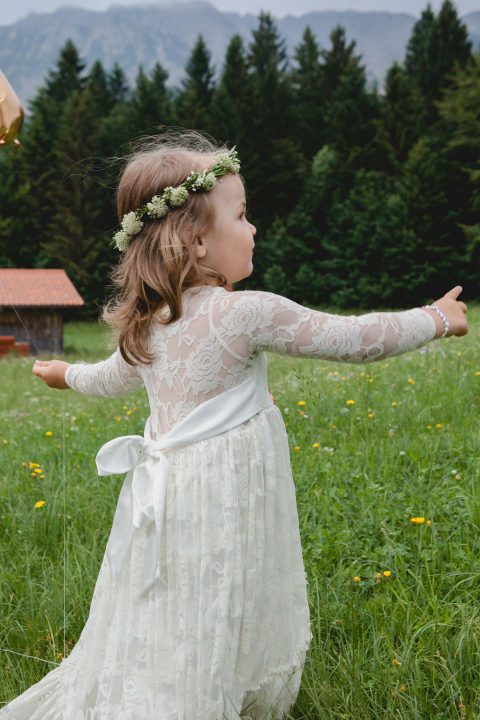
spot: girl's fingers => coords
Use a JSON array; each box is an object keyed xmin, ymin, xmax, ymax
[{"xmin": 444, "ymin": 285, "xmax": 463, "ymax": 299}]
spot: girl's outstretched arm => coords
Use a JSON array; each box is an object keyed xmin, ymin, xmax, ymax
[
  {"xmin": 33, "ymin": 348, "xmax": 144, "ymax": 396},
  {"xmin": 211, "ymin": 286, "xmax": 467, "ymax": 363}
]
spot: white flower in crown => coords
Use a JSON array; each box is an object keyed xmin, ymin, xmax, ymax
[
  {"xmin": 121, "ymin": 211, "xmax": 143, "ymax": 236},
  {"xmin": 146, "ymin": 195, "xmax": 168, "ymax": 218},
  {"xmin": 203, "ymin": 172, "xmax": 217, "ymax": 190},
  {"xmin": 113, "ymin": 230, "xmax": 130, "ymax": 252},
  {"xmin": 169, "ymin": 186, "xmax": 189, "ymax": 207},
  {"xmin": 216, "ymin": 153, "xmax": 240, "ymax": 174}
]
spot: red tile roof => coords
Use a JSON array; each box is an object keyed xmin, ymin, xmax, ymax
[{"xmin": 0, "ymin": 269, "xmax": 85, "ymax": 307}]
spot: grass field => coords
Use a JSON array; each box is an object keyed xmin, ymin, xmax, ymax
[{"xmin": 0, "ymin": 310, "xmax": 479, "ymax": 718}]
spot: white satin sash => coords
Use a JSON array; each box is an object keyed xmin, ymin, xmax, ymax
[{"xmin": 95, "ymin": 369, "xmax": 273, "ymax": 598}]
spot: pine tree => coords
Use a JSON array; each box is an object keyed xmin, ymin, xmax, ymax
[
  {"xmin": 108, "ymin": 62, "xmax": 130, "ymax": 104},
  {"xmin": 405, "ymin": 3, "xmax": 436, "ymax": 90},
  {"xmin": 129, "ymin": 63, "xmax": 173, "ymax": 137},
  {"xmin": 247, "ymin": 12, "xmax": 291, "ymax": 140},
  {"xmin": 319, "ymin": 26, "xmax": 383, "ymax": 174},
  {"xmin": 87, "ymin": 60, "xmax": 114, "ymax": 117},
  {"xmin": 319, "ymin": 169, "xmax": 423, "ymax": 307},
  {"xmin": 5, "ymin": 40, "xmax": 91, "ymax": 267},
  {"xmin": 290, "ymin": 26, "xmax": 325, "ymax": 157},
  {"xmin": 210, "ymin": 34, "xmax": 251, "ymax": 148},
  {"xmin": 45, "ymin": 38, "xmax": 87, "ymax": 105},
  {"xmin": 242, "ymin": 12, "xmax": 304, "ymax": 248},
  {"xmin": 404, "ymin": 1, "xmax": 473, "ymax": 127},
  {"xmin": 0, "ymin": 149, "xmax": 34, "ymax": 267},
  {"xmin": 43, "ymin": 88, "xmax": 112, "ymax": 315},
  {"xmin": 381, "ymin": 62, "xmax": 426, "ymax": 164},
  {"xmin": 174, "ymin": 35, "xmax": 215, "ymax": 132},
  {"xmin": 433, "ymin": 0, "xmax": 473, "ymax": 97}
]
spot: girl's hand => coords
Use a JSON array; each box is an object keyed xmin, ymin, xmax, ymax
[
  {"xmin": 32, "ymin": 359, "xmax": 70, "ymax": 389},
  {"xmin": 423, "ymin": 286, "xmax": 468, "ymax": 338}
]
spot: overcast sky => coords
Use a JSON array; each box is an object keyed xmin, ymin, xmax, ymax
[{"xmin": 0, "ymin": 0, "xmax": 478, "ymax": 27}]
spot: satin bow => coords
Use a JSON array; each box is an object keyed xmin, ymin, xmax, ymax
[
  {"xmin": 96, "ymin": 434, "xmax": 172, "ymax": 597},
  {"xmin": 95, "ymin": 365, "xmax": 273, "ymax": 599}
]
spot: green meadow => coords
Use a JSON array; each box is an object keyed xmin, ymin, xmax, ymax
[{"xmin": 0, "ymin": 311, "xmax": 479, "ymax": 718}]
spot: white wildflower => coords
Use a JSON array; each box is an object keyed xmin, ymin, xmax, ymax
[
  {"xmin": 146, "ymin": 195, "xmax": 168, "ymax": 218},
  {"xmin": 114, "ymin": 230, "xmax": 130, "ymax": 252},
  {"xmin": 203, "ymin": 172, "xmax": 217, "ymax": 190},
  {"xmin": 121, "ymin": 211, "xmax": 143, "ymax": 236},
  {"xmin": 169, "ymin": 186, "xmax": 189, "ymax": 207}
]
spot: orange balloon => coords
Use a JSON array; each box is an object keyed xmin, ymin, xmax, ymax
[{"xmin": 0, "ymin": 70, "xmax": 24, "ymax": 148}]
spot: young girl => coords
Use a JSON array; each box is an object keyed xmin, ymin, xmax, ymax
[{"xmin": 3, "ymin": 131, "xmax": 467, "ymax": 720}]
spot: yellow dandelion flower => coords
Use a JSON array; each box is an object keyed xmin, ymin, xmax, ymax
[
  {"xmin": 34, "ymin": 468, "xmax": 42, "ymax": 474},
  {"xmin": 114, "ymin": 416, "xmax": 122, "ymax": 422},
  {"xmin": 367, "ymin": 412, "xmax": 375, "ymax": 419},
  {"xmin": 426, "ymin": 519, "xmax": 432, "ymax": 526},
  {"xmin": 34, "ymin": 500, "xmax": 46, "ymax": 509},
  {"xmin": 297, "ymin": 400, "xmax": 306, "ymax": 406},
  {"xmin": 346, "ymin": 399, "xmax": 356, "ymax": 406},
  {"xmin": 2, "ymin": 439, "xmax": 8, "ymax": 445},
  {"xmin": 294, "ymin": 446, "xmax": 301, "ymax": 452},
  {"xmin": 39, "ymin": 475, "xmax": 45, "ymax": 479},
  {"xmin": 22, "ymin": 462, "xmax": 27, "ymax": 469},
  {"xmin": 45, "ymin": 431, "xmax": 53, "ymax": 437},
  {"xmin": 391, "ymin": 401, "xmax": 397, "ymax": 407},
  {"xmin": 126, "ymin": 410, "xmax": 133, "ymax": 416},
  {"xmin": 312, "ymin": 442, "xmax": 320, "ymax": 449},
  {"xmin": 475, "ymin": 371, "xmax": 480, "ymax": 376},
  {"xmin": 435, "ymin": 423, "xmax": 443, "ymax": 429},
  {"xmin": 31, "ymin": 473, "xmax": 36, "ymax": 477},
  {"xmin": 407, "ymin": 378, "xmax": 415, "ymax": 385},
  {"xmin": 331, "ymin": 424, "xmax": 337, "ymax": 429},
  {"xmin": 410, "ymin": 517, "xmax": 425, "ymax": 524},
  {"xmin": 383, "ymin": 570, "xmax": 392, "ymax": 577},
  {"xmin": 353, "ymin": 576, "xmax": 361, "ymax": 582},
  {"xmin": 367, "ymin": 378, "xmax": 374, "ymax": 383}
]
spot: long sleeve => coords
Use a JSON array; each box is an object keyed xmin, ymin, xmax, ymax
[
  {"xmin": 210, "ymin": 290, "xmax": 437, "ymax": 363},
  {"xmin": 65, "ymin": 348, "xmax": 144, "ymax": 397}
]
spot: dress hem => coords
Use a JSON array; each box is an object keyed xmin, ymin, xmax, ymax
[{"xmin": 244, "ymin": 634, "xmax": 312, "ymax": 696}]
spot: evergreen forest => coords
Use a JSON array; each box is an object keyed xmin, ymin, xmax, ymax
[{"xmin": 1, "ymin": 0, "xmax": 479, "ymax": 316}]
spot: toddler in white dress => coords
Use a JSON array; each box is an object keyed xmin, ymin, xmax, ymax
[{"xmin": 3, "ymin": 131, "xmax": 467, "ymax": 720}]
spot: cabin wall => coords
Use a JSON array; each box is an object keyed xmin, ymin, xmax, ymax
[{"xmin": 0, "ymin": 308, "xmax": 63, "ymax": 355}]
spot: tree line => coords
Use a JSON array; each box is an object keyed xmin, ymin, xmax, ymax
[{"xmin": 0, "ymin": 0, "xmax": 479, "ymax": 315}]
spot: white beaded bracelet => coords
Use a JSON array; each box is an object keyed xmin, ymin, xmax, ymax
[{"xmin": 424, "ymin": 304, "xmax": 450, "ymax": 338}]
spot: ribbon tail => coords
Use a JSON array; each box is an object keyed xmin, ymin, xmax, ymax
[
  {"xmin": 137, "ymin": 454, "xmax": 170, "ymax": 598},
  {"xmin": 105, "ymin": 470, "xmax": 135, "ymax": 589}
]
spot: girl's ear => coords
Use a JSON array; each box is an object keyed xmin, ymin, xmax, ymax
[{"xmin": 194, "ymin": 235, "xmax": 207, "ymax": 259}]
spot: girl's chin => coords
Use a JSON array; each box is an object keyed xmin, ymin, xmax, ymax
[{"xmin": 230, "ymin": 264, "xmax": 253, "ymax": 284}]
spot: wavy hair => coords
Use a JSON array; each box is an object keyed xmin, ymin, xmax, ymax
[{"xmin": 102, "ymin": 129, "xmax": 236, "ymax": 366}]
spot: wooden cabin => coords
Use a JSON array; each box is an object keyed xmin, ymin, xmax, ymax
[{"xmin": 0, "ymin": 269, "xmax": 84, "ymax": 355}]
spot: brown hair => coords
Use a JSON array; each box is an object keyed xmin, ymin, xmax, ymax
[{"xmin": 102, "ymin": 129, "xmax": 234, "ymax": 366}]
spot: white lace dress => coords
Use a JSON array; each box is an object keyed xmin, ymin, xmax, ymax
[{"xmin": 0, "ymin": 286, "xmax": 437, "ymax": 720}]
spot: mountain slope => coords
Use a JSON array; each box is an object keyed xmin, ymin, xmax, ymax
[{"xmin": 0, "ymin": 1, "xmax": 478, "ymax": 105}]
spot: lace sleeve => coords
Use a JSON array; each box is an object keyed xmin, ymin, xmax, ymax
[
  {"xmin": 211, "ymin": 290, "xmax": 437, "ymax": 363},
  {"xmin": 64, "ymin": 348, "xmax": 144, "ymax": 396}
]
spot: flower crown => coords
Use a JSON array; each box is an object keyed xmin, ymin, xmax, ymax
[{"xmin": 113, "ymin": 146, "xmax": 241, "ymax": 252}]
